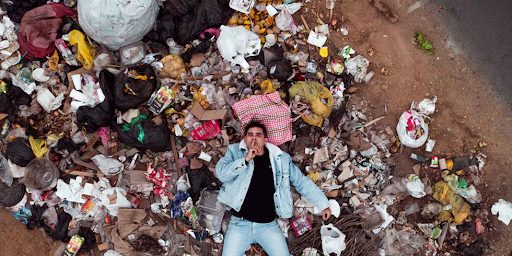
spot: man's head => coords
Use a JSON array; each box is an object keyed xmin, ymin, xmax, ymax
[{"xmin": 243, "ymin": 121, "xmax": 268, "ymax": 151}]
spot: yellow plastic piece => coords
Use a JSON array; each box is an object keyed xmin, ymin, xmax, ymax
[
  {"xmin": 307, "ymin": 172, "xmax": 321, "ymax": 183},
  {"xmin": 260, "ymin": 79, "xmax": 276, "ymax": 94},
  {"xmin": 29, "ymin": 136, "xmax": 48, "ymax": 158},
  {"xmin": 319, "ymin": 47, "xmax": 329, "ymax": 58},
  {"xmin": 68, "ymin": 30, "xmax": 96, "ymax": 70},
  {"xmin": 191, "ymin": 86, "xmax": 209, "ymax": 109},
  {"xmin": 48, "ymin": 50, "xmax": 59, "ymax": 71}
]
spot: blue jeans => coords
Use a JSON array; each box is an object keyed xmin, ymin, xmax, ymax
[{"xmin": 222, "ymin": 216, "xmax": 290, "ymax": 256}]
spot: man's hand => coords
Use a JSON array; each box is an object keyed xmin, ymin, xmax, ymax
[
  {"xmin": 245, "ymin": 140, "xmax": 259, "ymax": 162},
  {"xmin": 322, "ymin": 207, "xmax": 332, "ymax": 221}
]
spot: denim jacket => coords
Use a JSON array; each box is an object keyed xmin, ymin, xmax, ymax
[{"xmin": 215, "ymin": 140, "xmax": 329, "ymax": 219}]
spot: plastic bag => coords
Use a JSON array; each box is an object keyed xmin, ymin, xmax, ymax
[
  {"xmin": 491, "ymin": 199, "xmax": 512, "ymax": 225},
  {"xmin": 344, "ymin": 55, "xmax": 369, "ymax": 83},
  {"xmin": 17, "ymin": 3, "xmax": 75, "ymax": 58},
  {"xmin": 396, "ymin": 110, "xmax": 428, "ymax": 148},
  {"xmin": 6, "ymin": 137, "xmax": 36, "ymax": 167},
  {"xmin": 76, "ymin": 70, "xmax": 116, "ymax": 132},
  {"xmin": 413, "ymin": 96, "xmax": 437, "ymax": 115},
  {"xmin": 68, "ymin": 30, "xmax": 95, "ymax": 70},
  {"xmin": 276, "ymin": 9, "xmax": 297, "ymax": 33},
  {"xmin": 320, "ymin": 223, "xmax": 346, "ymax": 256},
  {"xmin": 77, "ymin": 0, "xmax": 159, "ymax": 50},
  {"xmin": 196, "ymin": 190, "xmax": 225, "ymax": 234},
  {"xmin": 114, "ymin": 65, "xmax": 157, "ymax": 112},
  {"xmin": 263, "ymin": 46, "xmax": 293, "ymax": 82},
  {"xmin": 0, "ymin": 154, "xmax": 13, "ymax": 186},
  {"xmin": 404, "ymin": 174, "xmax": 426, "ymax": 198},
  {"xmin": 116, "ymin": 116, "xmax": 171, "ymax": 152},
  {"xmin": 148, "ymin": 0, "xmax": 233, "ymax": 45},
  {"xmin": 432, "ymin": 181, "xmax": 471, "ymax": 224},
  {"xmin": 0, "ymin": 81, "xmax": 31, "ymax": 116},
  {"xmin": 289, "ymin": 81, "xmax": 334, "ymax": 127},
  {"xmin": 0, "ymin": 179, "xmax": 26, "ymax": 207},
  {"xmin": 217, "ymin": 25, "xmax": 261, "ymax": 69}
]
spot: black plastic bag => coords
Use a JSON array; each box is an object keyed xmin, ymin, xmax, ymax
[
  {"xmin": 76, "ymin": 70, "xmax": 116, "ymax": 132},
  {"xmin": 0, "ymin": 81, "xmax": 32, "ymax": 115},
  {"xmin": 146, "ymin": 0, "xmax": 233, "ymax": 45},
  {"xmin": 6, "ymin": 137, "xmax": 36, "ymax": 167},
  {"xmin": 262, "ymin": 46, "xmax": 293, "ymax": 82},
  {"xmin": 116, "ymin": 115, "xmax": 170, "ymax": 152},
  {"xmin": 114, "ymin": 65, "xmax": 157, "ymax": 112},
  {"xmin": 77, "ymin": 227, "xmax": 97, "ymax": 253},
  {"xmin": 28, "ymin": 205, "xmax": 72, "ymax": 242},
  {"xmin": 0, "ymin": 179, "xmax": 26, "ymax": 207},
  {"xmin": 3, "ymin": 0, "xmax": 47, "ymax": 23},
  {"xmin": 186, "ymin": 165, "xmax": 220, "ymax": 203}
]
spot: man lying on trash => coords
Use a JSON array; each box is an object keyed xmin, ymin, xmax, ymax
[{"xmin": 215, "ymin": 121, "xmax": 331, "ymax": 256}]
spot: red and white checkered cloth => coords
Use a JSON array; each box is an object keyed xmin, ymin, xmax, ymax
[{"xmin": 232, "ymin": 92, "xmax": 292, "ymax": 145}]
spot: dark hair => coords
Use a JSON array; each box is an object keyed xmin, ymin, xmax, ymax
[{"xmin": 244, "ymin": 121, "xmax": 268, "ymax": 137}]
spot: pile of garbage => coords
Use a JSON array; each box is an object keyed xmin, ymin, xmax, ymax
[{"xmin": 0, "ymin": 0, "xmax": 502, "ymax": 255}]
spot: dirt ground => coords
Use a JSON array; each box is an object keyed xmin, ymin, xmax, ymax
[{"xmin": 1, "ymin": 0, "xmax": 512, "ymax": 255}]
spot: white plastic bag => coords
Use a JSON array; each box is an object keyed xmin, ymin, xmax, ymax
[
  {"xmin": 320, "ymin": 223, "xmax": 346, "ymax": 256},
  {"xmin": 276, "ymin": 9, "xmax": 297, "ymax": 33},
  {"xmin": 491, "ymin": 199, "xmax": 512, "ymax": 225},
  {"xmin": 217, "ymin": 25, "xmax": 261, "ymax": 69},
  {"xmin": 413, "ymin": 96, "xmax": 437, "ymax": 115},
  {"xmin": 77, "ymin": 0, "xmax": 159, "ymax": 51},
  {"xmin": 396, "ymin": 110, "xmax": 429, "ymax": 148},
  {"xmin": 345, "ymin": 55, "xmax": 369, "ymax": 83},
  {"xmin": 404, "ymin": 174, "xmax": 426, "ymax": 198}
]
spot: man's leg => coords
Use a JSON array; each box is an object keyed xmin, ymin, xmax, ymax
[
  {"xmin": 253, "ymin": 220, "xmax": 290, "ymax": 256},
  {"xmin": 222, "ymin": 217, "xmax": 253, "ymax": 256}
]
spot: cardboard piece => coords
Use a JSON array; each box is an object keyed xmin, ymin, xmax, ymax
[
  {"xmin": 97, "ymin": 243, "xmax": 109, "ymax": 251},
  {"xmin": 190, "ymin": 102, "xmax": 228, "ymax": 126}
]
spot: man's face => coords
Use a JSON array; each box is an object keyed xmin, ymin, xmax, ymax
[{"xmin": 244, "ymin": 127, "xmax": 267, "ymax": 150}]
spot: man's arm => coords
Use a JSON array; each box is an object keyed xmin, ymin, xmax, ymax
[
  {"xmin": 288, "ymin": 158, "xmax": 330, "ymax": 215},
  {"xmin": 215, "ymin": 146, "xmax": 249, "ymax": 183}
]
